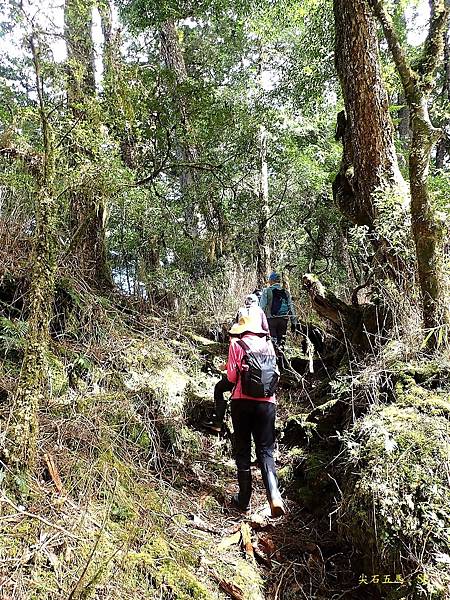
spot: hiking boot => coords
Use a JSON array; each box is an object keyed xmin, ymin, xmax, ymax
[
  {"xmin": 202, "ymin": 419, "xmax": 222, "ymax": 433},
  {"xmin": 231, "ymin": 469, "xmax": 252, "ymax": 511},
  {"xmin": 261, "ymin": 464, "xmax": 286, "ymax": 518}
]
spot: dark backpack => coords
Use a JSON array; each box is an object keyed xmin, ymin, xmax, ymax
[
  {"xmin": 270, "ymin": 287, "xmax": 290, "ymax": 317},
  {"xmin": 237, "ymin": 340, "xmax": 279, "ymax": 398}
]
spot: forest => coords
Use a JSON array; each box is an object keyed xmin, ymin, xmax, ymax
[{"xmin": 0, "ymin": 0, "xmax": 449, "ymax": 598}]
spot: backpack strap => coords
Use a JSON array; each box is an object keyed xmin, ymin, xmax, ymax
[
  {"xmin": 237, "ymin": 339, "xmax": 250, "ymax": 352},
  {"xmin": 265, "ymin": 287, "xmax": 273, "ymax": 317},
  {"xmin": 236, "ymin": 339, "xmax": 251, "ymax": 377}
]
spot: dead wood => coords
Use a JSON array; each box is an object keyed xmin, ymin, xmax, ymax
[{"xmin": 303, "ymin": 273, "xmax": 392, "ymax": 352}]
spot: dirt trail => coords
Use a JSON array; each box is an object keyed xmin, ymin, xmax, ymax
[{"xmin": 183, "ymin": 340, "xmax": 382, "ymax": 600}]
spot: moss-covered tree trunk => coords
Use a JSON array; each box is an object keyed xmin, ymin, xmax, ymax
[
  {"xmin": 368, "ymin": 0, "xmax": 450, "ymax": 343},
  {"xmin": 409, "ymin": 98, "xmax": 445, "ymax": 333},
  {"xmin": 65, "ymin": 0, "xmax": 111, "ymax": 287},
  {"xmin": 435, "ymin": 27, "xmax": 450, "ymax": 170},
  {"xmin": 5, "ymin": 36, "xmax": 57, "ymax": 474},
  {"xmin": 98, "ymin": 0, "xmax": 134, "ymax": 169},
  {"xmin": 160, "ymin": 19, "xmax": 200, "ymax": 238}
]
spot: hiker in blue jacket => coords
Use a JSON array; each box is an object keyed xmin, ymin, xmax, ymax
[{"xmin": 259, "ymin": 272, "xmax": 296, "ymax": 348}]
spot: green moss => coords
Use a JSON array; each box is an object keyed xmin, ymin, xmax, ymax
[
  {"xmin": 340, "ymin": 368, "xmax": 450, "ymax": 598},
  {"xmin": 116, "ymin": 340, "xmax": 190, "ymax": 417},
  {"xmin": 278, "ymin": 463, "xmax": 294, "ymax": 484},
  {"xmin": 202, "ymin": 495, "xmax": 221, "ymax": 510},
  {"xmin": 46, "ymin": 351, "xmax": 69, "ymax": 396},
  {"xmin": 0, "ymin": 307, "xmax": 264, "ymax": 600},
  {"xmin": 0, "ymin": 316, "xmax": 27, "ymax": 353},
  {"xmin": 121, "ymin": 536, "xmax": 213, "ymax": 600},
  {"xmin": 394, "ymin": 375, "xmax": 450, "ymax": 418},
  {"xmin": 162, "ymin": 423, "xmax": 203, "ymax": 457}
]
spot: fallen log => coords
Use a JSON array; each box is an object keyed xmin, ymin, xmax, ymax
[{"xmin": 302, "ymin": 273, "xmax": 392, "ymax": 352}]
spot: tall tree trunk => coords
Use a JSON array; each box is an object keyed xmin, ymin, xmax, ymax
[
  {"xmin": 65, "ymin": 0, "xmax": 95, "ymax": 107},
  {"xmin": 435, "ymin": 27, "xmax": 450, "ymax": 170},
  {"xmin": 65, "ymin": 0, "xmax": 111, "ymax": 287},
  {"xmin": 393, "ymin": 0, "xmax": 410, "ymax": 151},
  {"xmin": 333, "ymin": 0, "xmax": 407, "ymax": 230},
  {"xmin": 98, "ymin": 0, "xmax": 115, "ymax": 84},
  {"xmin": 256, "ymin": 124, "xmax": 271, "ymax": 287},
  {"xmin": 5, "ymin": 35, "xmax": 57, "ymax": 475},
  {"xmin": 160, "ymin": 19, "xmax": 200, "ymax": 237},
  {"xmin": 409, "ymin": 98, "xmax": 445, "ymax": 332},
  {"xmin": 98, "ymin": 0, "xmax": 137, "ymax": 170},
  {"xmin": 368, "ymin": 0, "xmax": 450, "ymax": 343}
]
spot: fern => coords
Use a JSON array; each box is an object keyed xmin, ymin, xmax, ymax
[{"xmin": 0, "ymin": 316, "xmax": 28, "ymax": 353}]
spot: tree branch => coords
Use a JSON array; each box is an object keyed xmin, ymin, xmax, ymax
[
  {"xmin": 367, "ymin": 0, "xmax": 418, "ymax": 100},
  {"xmin": 416, "ymin": 0, "xmax": 450, "ymax": 89},
  {"xmin": 264, "ymin": 179, "xmax": 289, "ymax": 225},
  {"xmin": 54, "ymin": 113, "xmax": 84, "ymax": 149}
]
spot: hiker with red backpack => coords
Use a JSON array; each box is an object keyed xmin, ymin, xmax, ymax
[
  {"xmin": 227, "ymin": 314, "xmax": 285, "ymax": 517},
  {"xmin": 203, "ymin": 293, "xmax": 269, "ymax": 433},
  {"xmin": 259, "ymin": 271, "xmax": 296, "ymax": 348}
]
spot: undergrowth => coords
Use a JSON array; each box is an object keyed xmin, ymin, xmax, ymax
[
  {"xmin": 0, "ymin": 283, "xmax": 263, "ymax": 600},
  {"xmin": 335, "ymin": 357, "xmax": 450, "ymax": 599},
  {"xmin": 1, "ymin": 266, "xmax": 449, "ymax": 600}
]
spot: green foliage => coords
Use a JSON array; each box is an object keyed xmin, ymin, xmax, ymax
[
  {"xmin": 119, "ymin": 0, "xmax": 252, "ymax": 28},
  {"xmin": 0, "ymin": 316, "xmax": 28, "ymax": 354},
  {"xmin": 0, "ymin": 1, "xmax": 449, "ymax": 596}
]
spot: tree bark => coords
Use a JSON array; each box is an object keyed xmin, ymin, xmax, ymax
[
  {"xmin": 435, "ymin": 27, "xmax": 450, "ymax": 170},
  {"xmin": 160, "ymin": 19, "xmax": 200, "ymax": 237},
  {"xmin": 303, "ymin": 274, "xmax": 392, "ymax": 352},
  {"xmin": 256, "ymin": 124, "xmax": 271, "ymax": 287},
  {"xmin": 397, "ymin": 90, "xmax": 410, "ymax": 146},
  {"xmin": 65, "ymin": 0, "xmax": 111, "ymax": 287},
  {"xmin": 65, "ymin": 0, "xmax": 95, "ymax": 109},
  {"xmin": 368, "ymin": 0, "xmax": 450, "ymax": 341},
  {"xmin": 333, "ymin": 0, "xmax": 407, "ymax": 230},
  {"xmin": 409, "ymin": 98, "xmax": 445, "ymax": 332},
  {"xmin": 4, "ymin": 35, "xmax": 58, "ymax": 474},
  {"xmin": 98, "ymin": 0, "xmax": 116, "ymax": 86}
]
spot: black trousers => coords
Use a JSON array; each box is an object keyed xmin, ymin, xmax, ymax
[
  {"xmin": 214, "ymin": 376, "xmax": 234, "ymax": 422},
  {"xmin": 268, "ymin": 316, "xmax": 289, "ymax": 347},
  {"xmin": 231, "ymin": 400, "xmax": 276, "ymax": 471}
]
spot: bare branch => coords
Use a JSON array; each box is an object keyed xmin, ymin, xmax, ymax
[
  {"xmin": 264, "ymin": 178, "xmax": 289, "ymax": 225},
  {"xmin": 54, "ymin": 113, "xmax": 84, "ymax": 149}
]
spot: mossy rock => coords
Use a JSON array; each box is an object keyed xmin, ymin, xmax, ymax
[
  {"xmin": 283, "ymin": 414, "xmax": 317, "ymax": 446},
  {"xmin": 394, "ymin": 369, "xmax": 450, "ymax": 418},
  {"xmin": 306, "ymin": 396, "xmax": 347, "ymax": 436},
  {"xmin": 293, "ymin": 447, "xmax": 335, "ymax": 512},
  {"xmin": 339, "ymin": 388, "xmax": 450, "ymax": 598},
  {"xmin": 119, "ymin": 340, "xmax": 190, "ymax": 417},
  {"xmin": 185, "ymin": 330, "xmax": 226, "ymax": 357}
]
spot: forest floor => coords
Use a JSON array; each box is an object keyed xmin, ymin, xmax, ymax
[
  {"xmin": 2, "ymin": 287, "xmax": 447, "ymax": 599},
  {"xmin": 0, "ymin": 312, "xmax": 376, "ymax": 600},
  {"xmin": 177, "ymin": 424, "xmax": 371, "ymax": 600}
]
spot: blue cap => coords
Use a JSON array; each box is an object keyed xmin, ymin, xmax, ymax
[{"xmin": 269, "ymin": 271, "xmax": 281, "ymax": 282}]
